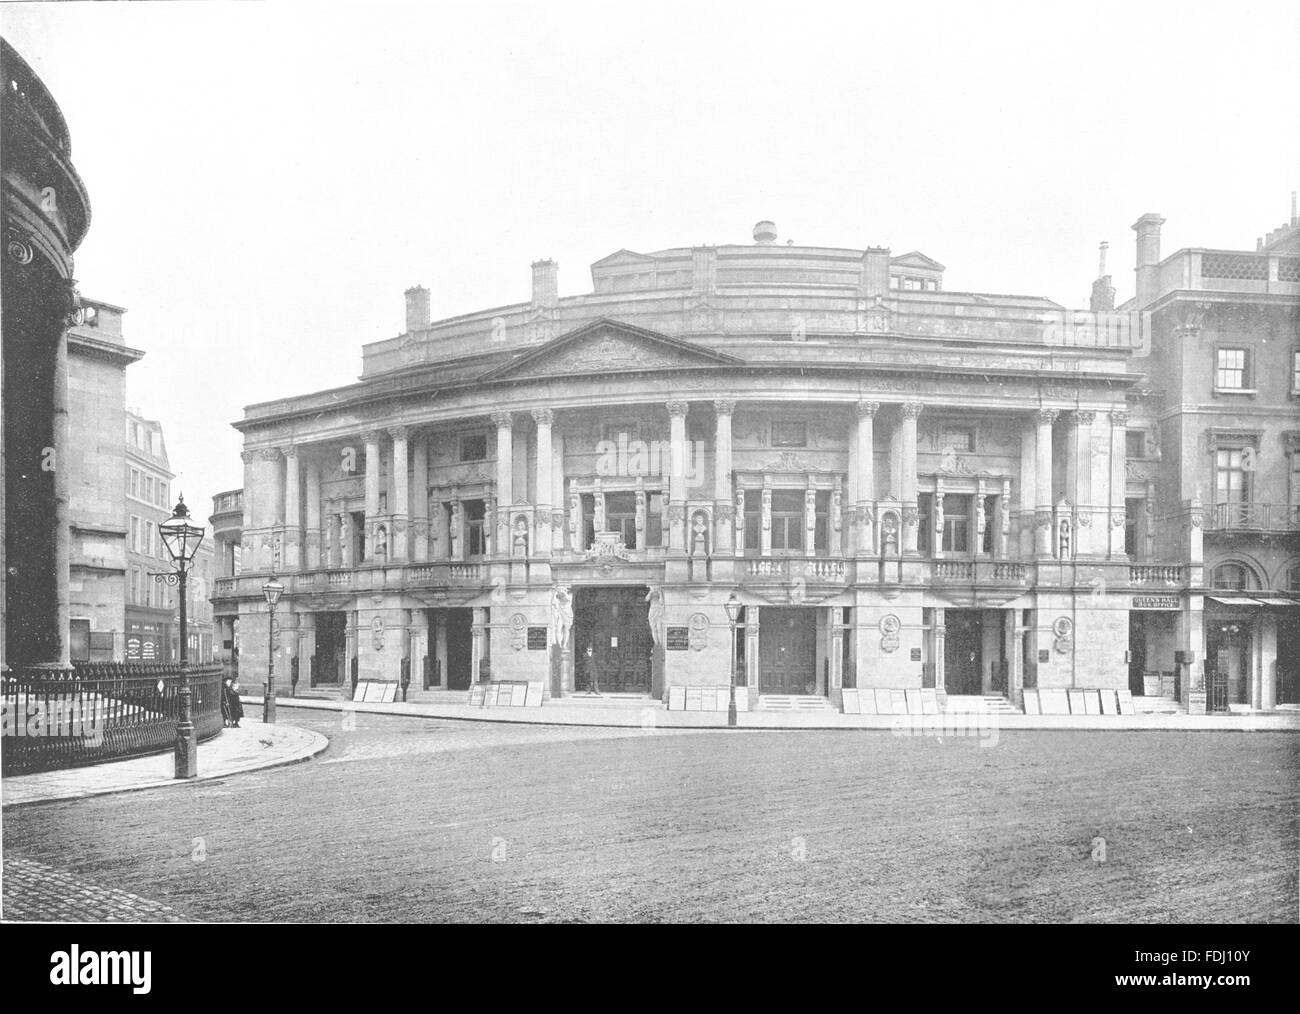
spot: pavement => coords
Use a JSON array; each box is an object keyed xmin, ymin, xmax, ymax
[
  {"xmin": 249, "ymin": 692, "xmax": 1300, "ymax": 732},
  {"xmin": 1, "ymin": 719, "xmax": 328, "ymax": 809}
]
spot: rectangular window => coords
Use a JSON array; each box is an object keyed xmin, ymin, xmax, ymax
[
  {"xmin": 1215, "ymin": 348, "xmax": 1249, "ymax": 389},
  {"xmin": 770, "ymin": 490, "xmax": 805, "ymax": 553},
  {"xmin": 1214, "ymin": 448, "xmax": 1250, "ymax": 504},
  {"xmin": 941, "ymin": 495, "xmax": 971, "ymax": 553},
  {"xmin": 1293, "ymin": 349, "xmax": 1300, "ymax": 392},
  {"xmin": 458, "ymin": 433, "xmax": 488, "ymax": 462},
  {"xmin": 813, "ymin": 489, "xmax": 829, "ymax": 556},
  {"xmin": 743, "ymin": 490, "xmax": 761, "ymax": 555},
  {"xmin": 145, "ymin": 476, "xmax": 154, "ymax": 503},
  {"xmin": 771, "ymin": 422, "xmax": 807, "ymax": 448},
  {"xmin": 646, "ymin": 492, "xmax": 664, "ymax": 548},
  {"xmin": 917, "ymin": 493, "xmax": 932, "ymax": 555},
  {"xmin": 605, "ymin": 492, "xmax": 639, "ymax": 550},
  {"xmin": 1126, "ymin": 431, "xmax": 1146, "ymax": 459},
  {"xmin": 464, "ymin": 500, "xmax": 486, "ymax": 557},
  {"xmin": 145, "ymin": 521, "xmax": 155, "ymax": 558},
  {"xmin": 131, "ymin": 516, "xmax": 140, "ymax": 553},
  {"xmin": 981, "ymin": 495, "xmax": 997, "ymax": 554},
  {"xmin": 1125, "ymin": 498, "xmax": 1142, "ymax": 557}
]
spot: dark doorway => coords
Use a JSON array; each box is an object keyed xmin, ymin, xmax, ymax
[
  {"xmin": 1128, "ymin": 614, "xmax": 1147, "ymax": 695},
  {"xmin": 1277, "ymin": 613, "xmax": 1300, "ymax": 705},
  {"xmin": 944, "ymin": 609, "xmax": 983, "ymax": 695},
  {"xmin": 1206, "ymin": 619, "xmax": 1252, "ymax": 706},
  {"xmin": 313, "ymin": 612, "xmax": 347, "ymax": 686},
  {"xmin": 446, "ymin": 609, "xmax": 473, "ymax": 690},
  {"xmin": 759, "ymin": 607, "xmax": 818, "ymax": 694},
  {"xmin": 574, "ymin": 586, "xmax": 652, "ymax": 693}
]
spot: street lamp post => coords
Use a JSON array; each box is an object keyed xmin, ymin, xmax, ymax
[
  {"xmin": 262, "ymin": 576, "xmax": 284, "ymax": 724},
  {"xmin": 724, "ymin": 591, "xmax": 741, "ymax": 728},
  {"xmin": 158, "ymin": 495, "xmax": 206, "ymax": 779}
]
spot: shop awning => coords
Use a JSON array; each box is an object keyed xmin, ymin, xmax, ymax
[
  {"xmin": 1206, "ymin": 596, "xmax": 1262, "ymax": 606},
  {"xmin": 1252, "ymin": 597, "xmax": 1299, "ymax": 607}
]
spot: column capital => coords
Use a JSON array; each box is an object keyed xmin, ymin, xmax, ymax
[
  {"xmin": 1109, "ymin": 409, "xmax": 1129, "ymax": 427},
  {"xmin": 713, "ymin": 399, "xmax": 736, "ymax": 416},
  {"xmin": 280, "ymin": 444, "xmax": 299, "ymax": 460},
  {"xmin": 666, "ymin": 399, "xmax": 690, "ymax": 418},
  {"xmin": 1034, "ymin": 409, "xmax": 1059, "ymax": 425},
  {"xmin": 1072, "ymin": 410, "xmax": 1096, "ymax": 426},
  {"xmin": 491, "ymin": 411, "xmax": 514, "ymax": 430},
  {"xmin": 856, "ymin": 400, "xmax": 880, "ymax": 418},
  {"xmin": 360, "ymin": 429, "xmax": 385, "ymax": 445},
  {"xmin": 240, "ymin": 449, "xmax": 257, "ymax": 464},
  {"xmin": 900, "ymin": 402, "xmax": 924, "ymax": 420},
  {"xmin": 254, "ymin": 447, "xmax": 282, "ymax": 462},
  {"xmin": 531, "ymin": 407, "xmax": 554, "ymax": 426},
  {"xmin": 388, "ymin": 425, "xmax": 409, "ymax": 441}
]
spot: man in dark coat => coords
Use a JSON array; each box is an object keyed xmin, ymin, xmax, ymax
[{"xmin": 223, "ymin": 678, "xmax": 244, "ymax": 728}]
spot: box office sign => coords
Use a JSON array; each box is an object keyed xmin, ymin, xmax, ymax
[{"xmin": 1131, "ymin": 595, "xmax": 1180, "ymax": 610}]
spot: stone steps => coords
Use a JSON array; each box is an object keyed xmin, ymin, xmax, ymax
[{"xmin": 757, "ymin": 695, "xmax": 837, "ymax": 712}]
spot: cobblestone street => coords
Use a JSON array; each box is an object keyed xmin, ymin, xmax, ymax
[{"xmin": 4, "ymin": 714, "xmax": 1298, "ymax": 922}]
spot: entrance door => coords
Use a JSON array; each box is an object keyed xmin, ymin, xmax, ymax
[
  {"xmin": 446, "ymin": 609, "xmax": 473, "ymax": 690},
  {"xmin": 759, "ymin": 608, "xmax": 817, "ymax": 694},
  {"xmin": 313, "ymin": 612, "xmax": 347, "ymax": 686},
  {"xmin": 574, "ymin": 586, "xmax": 652, "ymax": 693},
  {"xmin": 944, "ymin": 610, "xmax": 983, "ymax": 695},
  {"xmin": 1207, "ymin": 620, "xmax": 1251, "ymax": 706},
  {"xmin": 1128, "ymin": 614, "xmax": 1147, "ymax": 696},
  {"xmin": 1278, "ymin": 614, "xmax": 1300, "ymax": 705}
]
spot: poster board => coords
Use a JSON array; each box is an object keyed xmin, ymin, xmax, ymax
[
  {"xmin": 668, "ymin": 686, "xmax": 686, "ymax": 711},
  {"xmin": 1038, "ymin": 688, "xmax": 1069, "ymax": 714},
  {"xmin": 919, "ymin": 689, "xmax": 939, "ymax": 715},
  {"xmin": 841, "ymin": 689, "xmax": 861, "ymax": 715},
  {"xmin": 1066, "ymin": 689, "xmax": 1087, "ymax": 714},
  {"xmin": 1115, "ymin": 689, "xmax": 1135, "ymax": 715},
  {"xmin": 1022, "ymin": 690, "xmax": 1041, "ymax": 715}
]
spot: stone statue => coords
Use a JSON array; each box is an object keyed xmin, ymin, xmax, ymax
[
  {"xmin": 645, "ymin": 586, "xmax": 665, "ymax": 647},
  {"xmin": 550, "ymin": 585, "xmax": 573, "ymax": 649}
]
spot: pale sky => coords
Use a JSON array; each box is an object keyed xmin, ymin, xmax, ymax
[{"xmin": 4, "ymin": 0, "xmax": 1298, "ymax": 516}]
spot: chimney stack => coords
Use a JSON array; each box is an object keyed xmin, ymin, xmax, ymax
[
  {"xmin": 404, "ymin": 285, "xmax": 430, "ymax": 333},
  {"xmin": 1131, "ymin": 213, "xmax": 1165, "ymax": 309},
  {"xmin": 1090, "ymin": 241, "xmax": 1116, "ymax": 312},
  {"xmin": 860, "ymin": 246, "xmax": 891, "ymax": 300},
  {"xmin": 531, "ymin": 259, "xmax": 558, "ymax": 308}
]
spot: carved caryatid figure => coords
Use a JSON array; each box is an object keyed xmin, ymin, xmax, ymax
[
  {"xmin": 831, "ymin": 485, "xmax": 842, "ymax": 532},
  {"xmin": 550, "ymin": 585, "xmax": 574, "ymax": 649},
  {"xmin": 645, "ymin": 586, "xmax": 665, "ymax": 648},
  {"xmin": 735, "ymin": 488, "xmax": 745, "ymax": 532}
]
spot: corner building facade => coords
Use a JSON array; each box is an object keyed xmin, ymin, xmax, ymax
[{"xmin": 216, "ymin": 223, "xmax": 1260, "ymax": 710}]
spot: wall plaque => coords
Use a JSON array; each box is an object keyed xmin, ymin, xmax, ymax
[
  {"xmin": 666, "ymin": 626, "xmax": 690, "ymax": 651},
  {"xmin": 910, "ymin": 647, "xmax": 922, "ymax": 662},
  {"xmin": 527, "ymin": 627, "xmax": 548, "ymax": 650},
  {"xmin": 1132, "ymin": 595, "xmax": 1179, "ymax": 610}
]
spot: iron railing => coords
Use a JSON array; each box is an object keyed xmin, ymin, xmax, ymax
[
  {"xmin": 1, "ymin": 662, "xmax": 224, "ymax": 776},
  {"xmin": 1208, "ymin": 502, "xmax": 1300, "ymax": 533}
]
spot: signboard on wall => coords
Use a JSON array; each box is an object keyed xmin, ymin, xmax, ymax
[
  {"xmin": 526, "ymin": 627, "xmax": 547, "ymax": 650},
  {"xmin": 1131, "ymin": 596, "xmax": 1180, "ymax": 610},
  {"xmin": 665, "ymin": 626, "xmax": 690, "ymax": 651}
]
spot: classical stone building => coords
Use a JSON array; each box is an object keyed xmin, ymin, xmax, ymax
[
  {"xmin": 67, "ymin": 299, "xmax": 144, "ymax": 661},
  {"xmin": 215, "ymin": 214, "xmax": 1299, "ymax": 713},
  {"xmin": 2, "ymin": 39, "xmax": 92, "ymax": 669},
  {"xmin": 1125, "ymin": 206, "xmax": 1300, "ymax": 708}
]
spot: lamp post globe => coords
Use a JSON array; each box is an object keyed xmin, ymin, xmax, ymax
[
  {"xmin": 724, "ymin": 592, "xmax": 741, "ymax": 728},
  {"xmin": 262, "ymin": 576, "xmax": 284, "ymax": 724}
]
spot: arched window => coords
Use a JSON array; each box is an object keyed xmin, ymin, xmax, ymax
[
  {"xmin": 1288, "ymin": 566, "xmax": 1300, "ymax": 593},
  {"xmin": 1210, "ymin": 563, "xmax": 1255, "ymax": 591}
]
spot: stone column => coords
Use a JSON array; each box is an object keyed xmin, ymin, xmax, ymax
[
  {"xmin": 305, "ymin": 458, "xmax": 322, "ymax": 569},
  {"xmin": 434, "ymin": 611, "xmax": 448, "ymax": 688},
  {"xmin": 471, "ymin": 606, "xmax": 487, "ymax": 683},
  {"xmin": 256, "ymin": 447, "xmax": 284, "ymax": 570},
  {"xmin": 1034, "ymin": 409, "xmax": 1058, "ymax": 557},
  {"xmin": 492, "ymin": 411, "xmax": 513, "ymax": 514},
  {"xmin": 760, "ymin": 486, "xmax": 772, "ymax": 557},
  {"xmin": 713, "ymin": 400, "xmax": 735, "ymax": 554},
  {"xmin": 533, "ymin": 408, "xmax": 553, "ymax": 555},
  {"xmin": 856, "ymin": 402, "xmax": 878, "ymax": 554},
  {"xmin": 283, "ymin": 446, "xmax": 301, "ymax": 570},
  {"xmin": 240, "ymin": 450, "xmax": 258, "ymax": 572},
  {"xmin": 1070, "ymin": 411, "xmax": 1096, "ymax": 555},
  {"xmin": 552, "ymin": 434, "xmax": 566, "ymax": 551},
  {"xmin": 390, "ymin": 426, "xmax": 409, "ymax": 560},
  {"xmin": 363, "ymin": 429, "xmax": 383, "ymax": 530},
  {"xmin": 900, "ymin": 403, "xmax": 922, "ymax": 553},
  {"xmin": 933, "ymin": 607, "xmax": 946, "ymax": 692},
  {"xmin": 412, "ymin": 434, "xmax": 428, "ymax": 561},
  {"xmin": 667, "ymin": 400, "xmax": 689, "ymax": 552},
  {"xmin": 1108, "ymin": 409, "xmax": 1128, "ymax": 557}
]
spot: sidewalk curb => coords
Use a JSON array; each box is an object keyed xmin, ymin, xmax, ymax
[
  {"xmin": 246, "ymin": 695, "xmax": 1300, "ymax": 734},
  {"xmin": 1, "ymin": 725, "xmax": 330, "ymax": 809}
]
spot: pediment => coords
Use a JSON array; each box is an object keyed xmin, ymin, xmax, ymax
[
  {"xmin": 480, "ymin": 318, "xmax": 743, "ymax": 382},
  {"xmin": 591, "ymin": 248, "xmax": 655, "ymax": 267},
  {"xmin": 891, "ymin": 250, "xmax": 946, "ymax": 271}
]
